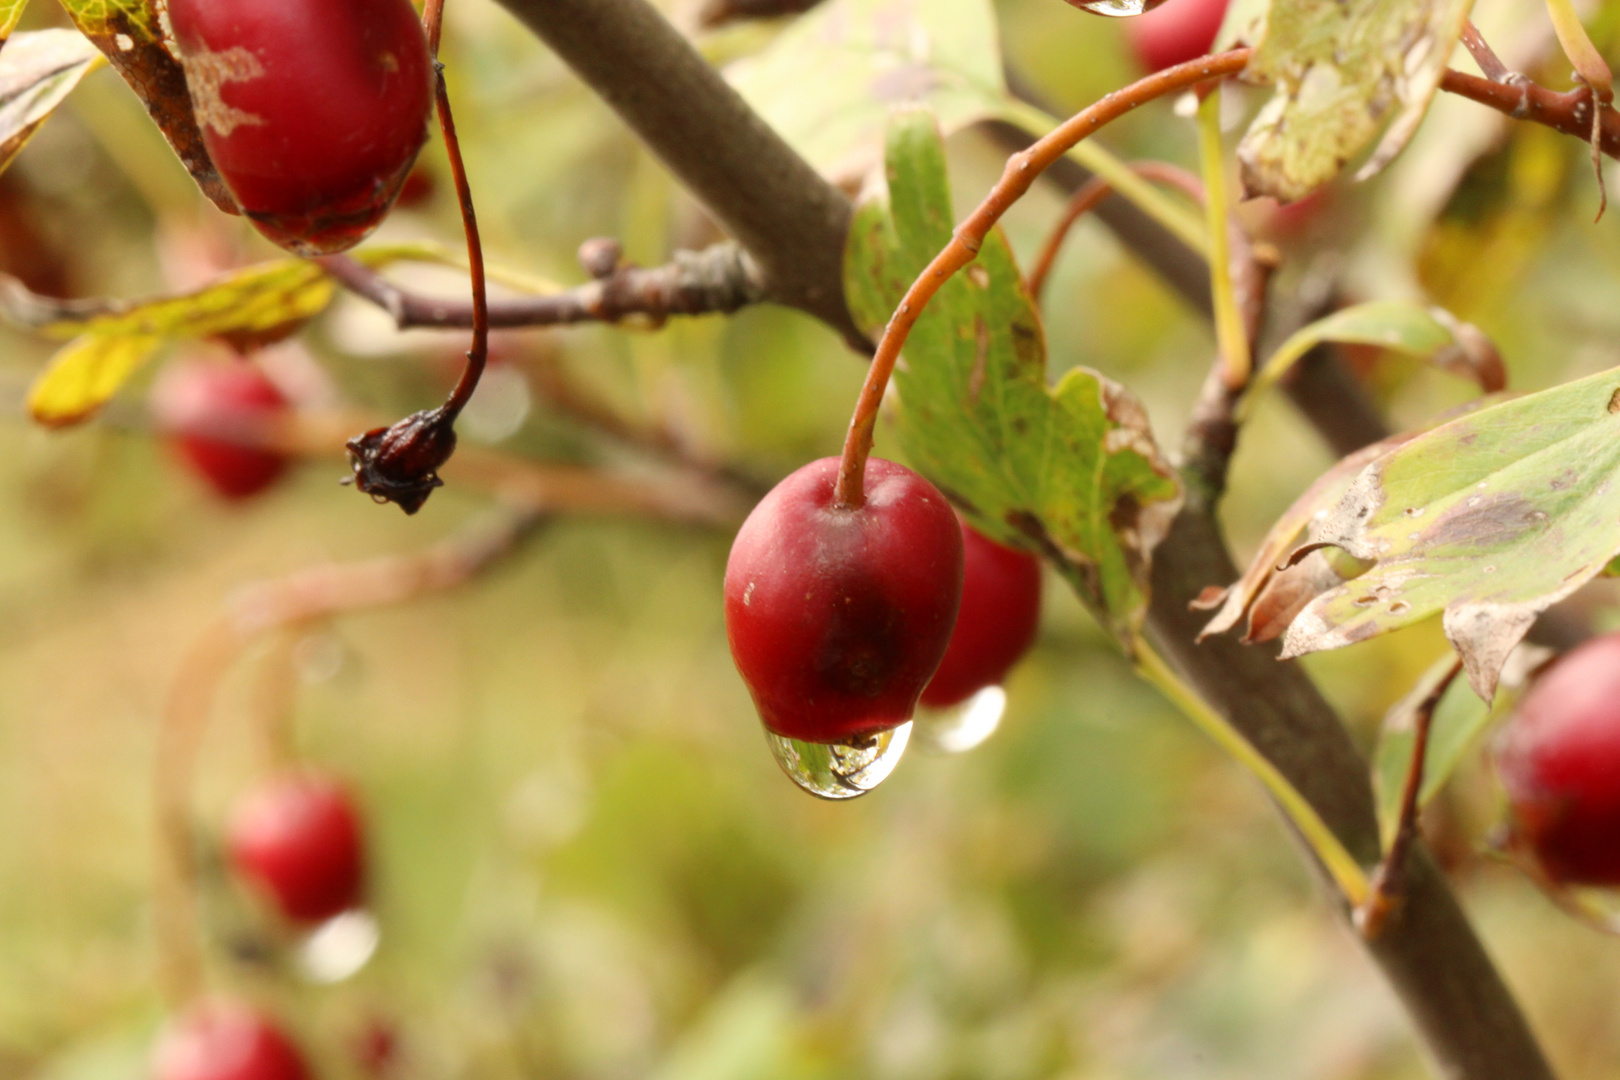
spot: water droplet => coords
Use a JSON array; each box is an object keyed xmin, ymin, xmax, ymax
[
  {"xmin": 915, "ymin": 686, "xmax": 1006, "ymax": 754},
  {"xmin": 1071, "ymin": 0, "xmax": 1152, "ymax": 15},
  {"xmin": 767, "ymin": 722, "xmax": 912, "ymax": 800},
  {"xmin": 297, "ymin": 909, "xmax": 379, "ymax": 984}
]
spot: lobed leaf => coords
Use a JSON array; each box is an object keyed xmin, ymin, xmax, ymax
[
  {"xmin": 726, "ymin": 0, "xmax": 1005, "ymax": 183},
  {"xmin": 1237, "ymin": 0, "xmax": 1474, "ymax": 201},
  {"xmin": 1281, "ymin": 367, "xmax": 1620, "ymax": 701},
  {"xmin": 844, "ymin": 110, "xmax": 1182, "ymax": 639},
  {"xmin": 0, "ymin": 29, "xmax": 102, "ymax": 178},
  {"xmin": 26, "ymin": 260, "xmax": 334, "ymax": 426},
  {"xmin": 57, "ymin": 0, "xmax": 236, "ymax": 212}
]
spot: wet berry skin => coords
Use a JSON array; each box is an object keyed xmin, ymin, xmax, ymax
[
  {"xmin": 920, "ymin": 523, "xmax": 1042, "ymax": 709},
  {"xmin": 151, "ymin": 360, "xmax": 289, "ymax": 501},
  {"xmin": 1494, "ymin": 632, "xmax": 1620, "ymax": 887},
  {"xmin": 168, "ymin": 0, "xmax": 434, "ymax": 256},
  {"xmin": 229, "ymin": 773, "xmax": 365, "ymax": 925},
  {"xmin": 153, "ymin": 1001, "xmax": 311, "ymax": 1080},
  {"xmin": 725, "ymin": 457, "xmax": 963, "ymax": 744},
  {"xmin": 1125, "ymin": 0, "xmax": 1229, "ymax": 74}
]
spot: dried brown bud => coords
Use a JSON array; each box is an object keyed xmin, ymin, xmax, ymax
[{"xmin": 345, "ymin": 407, "xmax": 458, "ymax": 514}]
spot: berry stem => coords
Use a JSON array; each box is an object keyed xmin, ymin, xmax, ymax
[
  {"xmin": 1133, "ymin": 637, "xmax": 1372, "ymax": 907},
  {"xmin": 1356, "ymin": 656, "xmax": 1463, "ymax": 939},
  {"xmin": 1195, "ymin": 86, "xmax": 1249, "ymax": 390},
  {"xmin": 430, "ymin": 56, "xmax": 490, "ymax": 423},
  {"xmin": 1027, "ymin": 161, "xmax": 1203, "ymax": 301},
  {"xmin": 422, "ymin": 0, "xmax": 447, "ymax": 57},
  {"xmin": 830, "ymin": 49, "xmax": 1250, "ymax": 510}
]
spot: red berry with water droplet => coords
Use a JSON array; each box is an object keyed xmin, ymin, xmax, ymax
[
  {"xmin": 1494, "ymin": 632, "xmax": 1620, "ymax": 886},
  {"xmin": 1126, "ymin": 0, "xmax": 1229, "ymax": 73},
  {"xmin": 229, "ymin": 773, "xmax": 366, "ymax": 925},
  {"xmin": 168, "ymin": 0, "xmax": 434, "ymax": 256},
  {"xmin": 151, "ymin": 359, "xmax": 290, "ymax": 501},
  {"xmin": 920, "ymin": 522, "xmax": 1042, "ymax": 709},
  {"xmin": 153, "ymin": 1002, "xmax": 311, "ymax": 1080},
  {"xmin": 725, "ymin": 457, "xmax": 963, "ymax": 744}
]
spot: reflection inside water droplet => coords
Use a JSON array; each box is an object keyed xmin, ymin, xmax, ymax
[
  {"xmin": 1070, "ymin": 0, "xmax": 1156, "ymax": 14},
  {"xmin": 915, "ymin": 685, "xmax": 1007, "ymax": 754},
  {"xmin": 297, "ymin": 909, "xmax": 380, "ymax": 984},
  {"xmin": 767, "ymin": 722, "xmax": 912, "ymax": 800}
]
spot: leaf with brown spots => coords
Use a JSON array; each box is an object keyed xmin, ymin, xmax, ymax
[
  {"xmin": 1281, "ymin": 366, "xmax": 1620, "ymax": 701},
  {"xmin": 57, "ymin": 0, "xmax": 236, "ymax": 212},
  {"xmin": 843, "ymin": 111, "xmax": 1182, "ymax": 639},
  {"xmin": 0, "ymin": 29, "xmax": 102, "ymax": 178},
  {"xmin": 1237, "ymin": 0, "xmax": 1474, "ymax": 201}
]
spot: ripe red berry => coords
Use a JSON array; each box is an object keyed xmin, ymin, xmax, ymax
[
  {"xmin": 1125, "ymin": 0, "xmax": 1229, "ymax": 74},
  {"xmin": 1494, "ymin": 632, "xmax": 1620, "ymax": 887},
  {"xmin": 725, "ymin": 457, "xmax": 964, "ymax": 744},
  {"xmin": 229, "ymin": 773, "xmax": 366, "ymax": 925},
  {"xmin": 153, "ymin": 1002, "xmax": 311, "ymax": 1080},
  {"xmin": 920, "ymin": 523, "xmax": 1042, "ymax": 709},
  {"xmin": 168, "ymin": 0, "xmax": 434, "ymax": 256},
  {"xmin": 151, "ymin": 359, "xmax": 290, "ymax": 501}
]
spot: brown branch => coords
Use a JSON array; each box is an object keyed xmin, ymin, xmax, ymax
[
  {"xmin": 1461, "ymin": 21, "xmax": 1515, "ymax": 84},
  {"xmin": 319, "ymin": 241, "xmax": 765, "ymax": 330},
  {"xmin": 488, "ymin": 0, "xmax": 863, "ymax": 345},
  {"xmin": 1440, "ymin": 67, "xmax": 1620, "ymax": 152}
]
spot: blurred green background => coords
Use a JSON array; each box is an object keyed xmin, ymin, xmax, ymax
[{"xmin": 4, "ymin": 0, "xmax": 1620, "ymax": 1077}]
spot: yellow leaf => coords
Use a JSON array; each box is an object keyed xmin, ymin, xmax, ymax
[{"xmin": 28, "ymin": 334, "xmax": 162, "ymax": 427}]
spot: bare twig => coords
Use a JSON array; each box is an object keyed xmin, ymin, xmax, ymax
[
  {"xmin": 1356, "ymin": 657, "xmax": 1465, "ymax": 941},
  {"xmin": 1461, "ymin": 22, "xmax": 1516, "ymax": 83},
  {"xmin": 319, "ymin": 242, "xmax": 765, "ymax": 330}
]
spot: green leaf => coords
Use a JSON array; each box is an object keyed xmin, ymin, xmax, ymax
[
  {"xmin": 26, "ymin": 260, "xmax": 334, "ymax": 426},
  {"xmin": 0, "ymin": 29, "xmax": 102, "ymax": 177},
  {"xmin": 1281, "ymin": 367, "xmax": 1620, "ymax": 701},
  {"xmin": 58, "ymin": 0, "xmax": 235, "ymax": 212},
  {"xmin": 845, "ymin": 110, "xmax": 1182, "ymax": 639},
  {"xmin": 1372, "ymin": 646, "xmax": 1548, "ymax": 846},
  {"xmin": 1237, "ymin": 0, "xmax": 1474, "ymax": 201},
  {"xmin": 1249, "ymin": 300, "xmax": 1505, "ymax": 407},
  {"xmin": 725, "ymin": 0, "xmax": 1005, "ymax": 182}
]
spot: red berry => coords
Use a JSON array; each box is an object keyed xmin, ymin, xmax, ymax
[
  {"xmin": 229, "ymin": 773, "xmax": 366, "ymax": 925},
  {"xmin": 151, "ymin": 359, "xmax": 290, "ymax": 501},
  {"xmin": 920, "ymin": 523, "xmax": 1042, "ymax": 709},
  {"xmin": 153, "ymin": 1002, "xmax": 311, "ymax": 1080},
  {"xmin": 725, "ymin": 457, "xmax": 964, "ymax": 744},
  {"xmin": 168, "ymin": 0, "xmax": 434, "ymax": 256},
  {"xmin": 1494, "ymin": 632, "xmax": 1620, "ymax": 887},
  {"xmin": 1125, "ymin": 0, "xmax": 1229, "ymax": 74}
]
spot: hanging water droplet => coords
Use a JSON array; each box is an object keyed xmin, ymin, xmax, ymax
[
  {"xmin": 296, "ymin": 908, "xmax": 380, "ymax": 984},
  {"xmin": 767, "ymin": 722, "xmax": 912, "ymax": 800},
  {"xmin": 915, "ymin": 685, "xmax": 1007, "ymax": 754},
  {"xmin": 1067, "ymin": 0, "xmax": 1161, "ymax": 16}
]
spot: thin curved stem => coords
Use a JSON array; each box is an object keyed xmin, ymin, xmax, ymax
[
  {"xmin": 1027, "ymin": 161, "xmax": 1203, "ymax": 301},
  {"xmin": 1195, "ymin": 88, "xmax": 1249, "ymax": 390},
  {"xmin": 830, "ymin": 48, "xmax": 1251, "ymax": 509},
  {"xmin": 433, "ymin": 67, "xmax": 489, "ymax": 422}
]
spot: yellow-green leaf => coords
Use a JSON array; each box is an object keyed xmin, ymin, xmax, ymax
[
  {"xmin": 24, "ymin": 260, "xmax": 335, "ymax": 427},
  {"xmin": 1238, "ymin": 0, "xmax": 1474, "ymax": 201},
  {"xmin": 0, "ymin": 0, "xmax": 27, "ymax": 48},
  {"xmin": 0, "ymin": 29, "xmax": 102, "ymax": 177},
  {"xmin": 28, "ymin": 333, "xmax": 161, "ymax": 426}
]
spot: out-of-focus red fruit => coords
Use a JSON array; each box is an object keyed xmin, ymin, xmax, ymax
[
  {"xmin": 1125, "ymin": 0, "xmax": 1229, "ymax": 74},
  {"xmin": 168, "ymin": 0, "xmax": 434, "ymax": 255},
  {"xmin": 724, "ymin": 457, "xmax": 964, "ymax": 744},
  {"xmin": 229, "ymin": 773, "xmax": 366, "ymax": 925},
  {"xmin": 920, "ymin": 523, "xmax": 1042, "ymax": 709},
  {"xmin": 152, "ymin": 1002, "xmax": 311, "ymax": 1080},
  {"xmin": 1494, "ymin": 632, "xmax": 1620, "ymax": 886},
  {"xmin": 151, "ymin": 360, "xmax": 290, "ymax": 501}
]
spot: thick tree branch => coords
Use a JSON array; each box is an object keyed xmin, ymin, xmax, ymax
[
  {"xmin": 490, "ymin": 0, "xmax": 862, "ymax": 345},
  {"xmin": 485, "ymin": 4, "xmax": 1554, "ymax": 1076}
]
